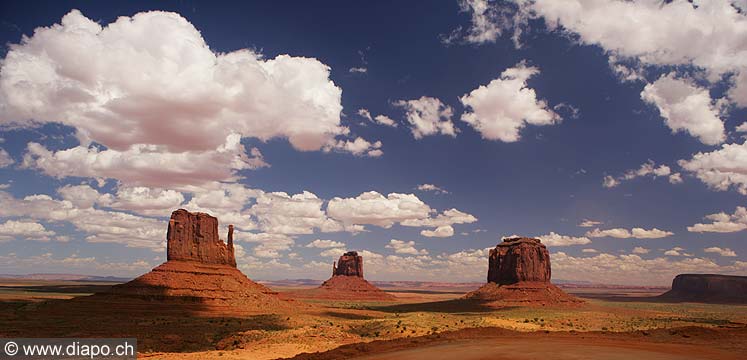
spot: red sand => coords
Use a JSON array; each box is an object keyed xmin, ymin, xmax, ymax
[
  {"xmin": 286, "ymin": 326, "xmax": 747, "ymax": 360},
  {"xmin": 284, "ymin": 275, "xmax": 396, "ymax": 301},
  {"xmin": 464, "ymin": 282, "xmax": 584, "ymax": 306}
]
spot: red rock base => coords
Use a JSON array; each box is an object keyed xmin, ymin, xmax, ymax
[
  {"xmin": 69, "ymin": 260, "xmax": 302, "ymax": 315},
  {"xmin": 286, "ymin": 275, "xmax": 396, "ymax": 301},
  {"xmin": 464, "ymin": 282, "xmax": 584, "ymax": 307}
]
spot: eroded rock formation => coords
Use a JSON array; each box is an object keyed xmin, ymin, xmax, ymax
[
  {"xmin": 487, "ymin": 237, "xmax": 551, "ymax": 284},
  {"xmin": 659, "ymin": 274, "xmax": 747, "ymax": 303},
  {"xmin": 466, "ymin": 236, "xmax": 582, "ymax": 305},
  {"xmin": 333, "ymin": 251, "xmax": 363, "ymax": 277},
  {"xmin": 77, "ymin": 209, "xmax": 299, "ymax": 314},
  {"xmin": 284, "ymin": 251, "xmax": 394, "ymax": 301},
  {"xmin": 166, "ymin": 209, "xmax": 236, "ymax": 267}
]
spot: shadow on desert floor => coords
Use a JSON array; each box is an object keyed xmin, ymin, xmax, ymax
[
  {"xmin": 0, "ymin": 283, "xmax": 115, "ymax": 295},
  {"xmin": 370, "ymin": 299, "xmax": 515, "ymax": 314},
  {"xmin": 574, "ymin": 293, "xmax": 747, "ymax": 305},
  {"xmin": 0, "ymin": 288, "xmax": 295, "ymax": 353},
  {"xmin": 378, "ymin": 289, "xmax": 470, "ymax": 295}
]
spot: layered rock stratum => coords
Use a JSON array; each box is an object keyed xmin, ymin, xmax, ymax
[
  {"xmin": 333, "ymin": 251, "xmax": 364, "ymax": 277},
  {"xmin": 166, "ymin": 209, "xmax": 236, "ymax": 266},
  {"xmin": 659, "ymin": 274, "xmax": 747, "ymax": 303},
  {"xmin": 286, "ymin": 251, "xmax": 395, "ymax": 301},
  {"xmin": 487, "ymin": 237, "xmax": 551, "ymax": 284},
  {"xmin": 465, "ymin": 237, "xmax": 582, "ymax": 306},
  {"xmin": 71, "ymin": 209, "xmax": 299, "ymax": 315}
]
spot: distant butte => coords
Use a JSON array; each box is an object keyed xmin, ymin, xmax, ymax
[
  {"xmin": 465, "ymin": 237, "xmax": 582, "ymax": 306},
  {"xmin": 286, "ymin": 251, "xmax": 395, "ymax": 301},
  {"xmin": 659, "ymin": 274, "xmax": 747, "ymax": 303}
]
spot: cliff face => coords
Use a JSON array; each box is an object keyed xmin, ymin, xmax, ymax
[
  {"xmin": 333, "ymin": 251, "xmax": 364, "ymax": 277},
  {"xmin": 87, "ymin": 209, "xmax": 301, "ymax": 315},
  {"xmin": 166, "ymin": 209, "xmax": 236, "ymax": 267},
  {"xmin": 487, "ymin": 237, "xmax": 551, "ymax": 284},
  {"xmin": 661, "ymin": 274, "xmax": 747, "ymax": 303},
  {"xmin": 466, "ymin": 236, "xmax": 581, "ymax": 305}
]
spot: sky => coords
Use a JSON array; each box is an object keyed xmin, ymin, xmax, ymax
[{"xmin": 0, "ymin": 0, "xmax": 746, "ymax": 286}]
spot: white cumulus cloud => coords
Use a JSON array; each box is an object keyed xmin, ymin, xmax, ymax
[
  {"xmin": 518, "ymin": 0, "xmax": 747, "ymax": 107},
  {"xmin": 249, "ymin": 191, "xmax": 343, "ymax": 235},
  {"xmin": 687, "ymin": 206, "xmax": 747, "ymax": 233},
  {"xmin": 386, "ymin": 239, "xmax": 428, "ymax": 255},
  {"xmin": 632, "ymin": 247, "xmax": 650, "ymax": 255},
  {"xmin": 393, "ymin": 97, "xmax": 457, "ymax": 139},
  {"xmin": 640, "ymin": 73, "xmax": 726, "ymax": 145},
  {"xmin": 0, "ymin": 149, "xmax": 13, "ymax": 168},
  {"xmin": 327, "ymin": 191, "xmax": 432, "ymax": 228},
  {"xmin": 704, "ymin": 247, "xmax": 737, "ymax": 257},
  {"xmin": 306, "ymin": 239, "xmax": 346, "ymax": 249},
  {"xmin": 0, "ymin": 219, "xmax": 57, "ymax": 241},
  {"xmin": 679, "ymin": 141, "xmax": 747, "ymax": 195},
  {"xmin": 537, "ymin": 232, "xmax": 591, "ymax": 246},
  {"xmin": 586, "ymin": 227, "xmax": 674, "ymax": 239},
  {"xmin": 460, "ymin": 62, "xmax": 560, "ymax": 142},
  {"xmin": 420, "ymin": 225, "xmax": 455, "ymax": 238},
  {"xmin": 0, "ymin": 10, "xmax": 375, "ymax": 188}
]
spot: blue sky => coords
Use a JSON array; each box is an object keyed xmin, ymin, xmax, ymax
[{"xmin": 0, "ymin": 1, "xmax": 746, "ymax": 285}]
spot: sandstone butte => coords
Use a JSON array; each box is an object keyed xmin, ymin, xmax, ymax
[
  {"xmin": 287, "ymin": 251, "xmax": 396, "ymax": 301},
  {"xmin": 67, "ymin": 209, "xmax": 300, "ymax": 315},
  {"xmin": 333, "ymin": 251, "xmax": 364, "ymax": 277},
  {"xmin": 659, "ymin": 274, "xmax": 747, "ymax": 303},
  {"xmin": 465, "ymin": 237, "xmax": 582, "ymax": 306}
]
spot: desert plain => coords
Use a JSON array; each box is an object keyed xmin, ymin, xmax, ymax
[{"xmin": 1, "ymin": 276, "xmax": 746, "ymax": 359}]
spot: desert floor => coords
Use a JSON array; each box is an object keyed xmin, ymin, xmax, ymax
[{"xmin": 1, "ymin": 279, "xmax": 746, "ymax": 359}]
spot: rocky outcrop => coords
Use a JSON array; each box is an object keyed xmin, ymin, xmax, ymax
[
  {"xmin": 80, "ymin": 209, "xmax": 300, "ymax": 314},
  {"xmin": 466, "ymin": 236, "xmax": 581, "ymax": 306},
  {"xmin": 659, "ymin": 274, "xmax": 747, "ymax": 303},
  {"xmin": 166, "ymin": 209, "xmax": 236, "ymax": 267},
  {"xmin": 284, "ymin": 251, "xmax": 394, "ymax": 301},
  {"xmin": 333, "ymin": 251, "xmax": 363, "ymax": 277},
  {"xmin": 487, "ymin": 237, "xmax": 551, "ymax": 284}
]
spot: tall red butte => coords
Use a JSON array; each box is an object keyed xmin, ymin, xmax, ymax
[
  {"xmin": 288, "ymin": 251, "xmax": 395, "ymax": 301},
  {"xmin": 465, "ymin": 237, "xmax": 582, "ymax": 306},
  {"xmin": 166, "ymin": 209, "xmax": 236, "ymax": 266},
  {"xmin": 76, "ymin": 209, "xmax": 298, "ymax": 315}
]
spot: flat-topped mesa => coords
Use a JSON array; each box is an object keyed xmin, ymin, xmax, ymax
[
  {"xmin": 488, "ymin": 237, "xmax": 551, "ymax": 284},
  {"xmin": 660, "ymin": 274, "xmax": 747, "ymax": 303},
  {"xmin": 166, "ymin": 209, "xmax": 236, "ymax": 267},
  {"xmin": 332, "ymin": 251, "xmax": 364, "ymax": 277}
]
